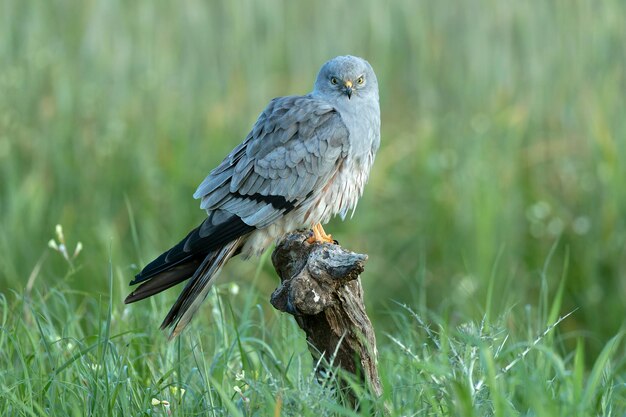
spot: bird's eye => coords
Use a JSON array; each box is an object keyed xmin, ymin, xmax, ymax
[
  {"xmin": 356, "ymin": 76, "xmax": 365, "ymax": 85},
  {"xmin": 330, "ymin": 77, "xmax": 339, "ymax": 85}
]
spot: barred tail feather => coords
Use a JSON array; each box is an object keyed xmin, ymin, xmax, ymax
[{"xmin": 162, "ymin": 238, "xmax": 243, "ymax": 338}]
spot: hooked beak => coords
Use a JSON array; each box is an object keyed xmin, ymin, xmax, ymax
[{"xmin": 343, "ymin": 80, "xmax": 353, "ymax": 99}]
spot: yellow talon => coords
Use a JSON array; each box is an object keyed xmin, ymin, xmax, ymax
[{"xmin": 306, "ymin": 223, "xmax": 335, "ymax": 244}]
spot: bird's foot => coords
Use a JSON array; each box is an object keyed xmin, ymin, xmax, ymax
[{"xmin": 306, "ymin": 223, "xmax": 336, "ymax": 245}]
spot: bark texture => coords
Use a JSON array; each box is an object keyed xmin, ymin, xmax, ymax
[{"xmin": 270, "ymin": 230, "xmax": 382, "ymax": 399}]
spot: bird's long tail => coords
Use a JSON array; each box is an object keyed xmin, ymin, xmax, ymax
[{"xmin": 158, "ymin": 237, "xmax": 243, "ymax": 338}]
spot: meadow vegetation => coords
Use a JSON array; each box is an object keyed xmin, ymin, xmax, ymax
[{"xmin": 1, "ymin": 0, "xmax": 625, "ymax": 415}]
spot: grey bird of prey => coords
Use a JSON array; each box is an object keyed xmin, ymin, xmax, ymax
[{"xmin": 125, "ymin": 55, "xmax": 380, "ymax": 338}]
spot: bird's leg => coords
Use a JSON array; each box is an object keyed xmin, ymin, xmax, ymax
[
  {"xmin": 306, "ymin": 223, "xmax": 335, "ymax": 244},
  {"xmin": 315, "ymin": 223, "xmax": 333, "ymax": 243}
]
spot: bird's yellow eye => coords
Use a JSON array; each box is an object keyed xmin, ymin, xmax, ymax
[
  {"xmin": 356, "ymin": 76, "xmax": 365, "ymax": 85},
  {"xmin": 330, "ymin": 77, "xmax": 339, "ymax": 85}
]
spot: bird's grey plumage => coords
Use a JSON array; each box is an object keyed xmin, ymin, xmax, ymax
[{"xmin": 126, "ymin": 55, "xmax": 381, "ymax": 338}]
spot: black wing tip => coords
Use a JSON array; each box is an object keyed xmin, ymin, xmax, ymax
[
  {"xmin": 159, "ymin": 317, "xmax": 173, "ymax": 331},
  {"xmin": 130, "ymin": 214, "xmax": 256, "ymax": 288},
  {"xmin": 125, "ymin": 262, "xmax": 202, "ymax": 304},
  {"xmin": 129, "ymin": 273, "xmax": 143, "ymax": 286},
  {"xmin": 124, "ymin": 292, "xmax": 140, "ymax": 304},
  {"xmin": 129, "ymin": 266, "xmax": 155, "ymax": 285}
]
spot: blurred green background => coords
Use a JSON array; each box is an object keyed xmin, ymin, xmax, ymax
[{"xmin": 1, "ymin": 0, "xmax": 625, "ymax": 357}]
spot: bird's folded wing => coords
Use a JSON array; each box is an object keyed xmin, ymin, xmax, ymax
[{"xmin": 193, "ymin": 95, "xmax": 350, "ymax": 228}]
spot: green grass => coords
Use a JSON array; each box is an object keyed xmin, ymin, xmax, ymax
[
  {"xmin": 1, "ymin": 255, "xmax": 625, "ymax": 416},
  {"xmin": 2, "ymin": 0, "xmax": 626, "ymax": 415}
]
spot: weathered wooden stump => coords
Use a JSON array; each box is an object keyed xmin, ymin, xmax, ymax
[{"xmin": 270, "ymin": 230, "xmax": 382, "ymax": 401}]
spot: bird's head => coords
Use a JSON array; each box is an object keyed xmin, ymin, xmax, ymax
[{"xmin": 313, "ymin": 55, "xmax": 378, "ymax": 102}]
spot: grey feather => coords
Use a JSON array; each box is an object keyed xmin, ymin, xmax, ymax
[{"xmin": 195, "ymin": 95, "xmax": 351, "ymax": 228}]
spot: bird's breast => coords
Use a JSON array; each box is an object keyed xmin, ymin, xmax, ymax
[{"xmin": 320, "ymin": 151, "xmax": 373, "ymax": 221}]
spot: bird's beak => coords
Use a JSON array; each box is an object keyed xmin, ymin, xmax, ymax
[{"xmin": 343, "ymin": 80, "xmax": 353, "ymax": 99}]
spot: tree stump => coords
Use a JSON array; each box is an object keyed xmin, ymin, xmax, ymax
[{"xmin": 270, "ymin": 230, "xmax": 382, "ymax": 401}]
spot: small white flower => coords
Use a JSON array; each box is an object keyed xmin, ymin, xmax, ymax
[
  {"xmin": 73, "ymin": 241, "xmax": 83, "ymax": 258},
  {"xmin": 55, "ymin": 224, "xmax": 64, "ymax": 242},
  {"xmin": 235, "ymin": 370, "xmax": 245, "ymax": 381},
  {"xmin": 48, "ymin": 224, "xmax": 82, "ymax": 267},
  {"xmin": 229, "ymin": 283, "xmax": 240, "ymax": 295},
  {"xmin": 58, "ymin": 243, "xmax": 69, "ymax": 261},
  {"xmin": 233, "ymin": 385, "xmax": 249, "ymax": 403}
]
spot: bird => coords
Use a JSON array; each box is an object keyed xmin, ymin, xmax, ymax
[{"xmin": 125, "ymin": 55, "xmax": 381, "ymax": 338}]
